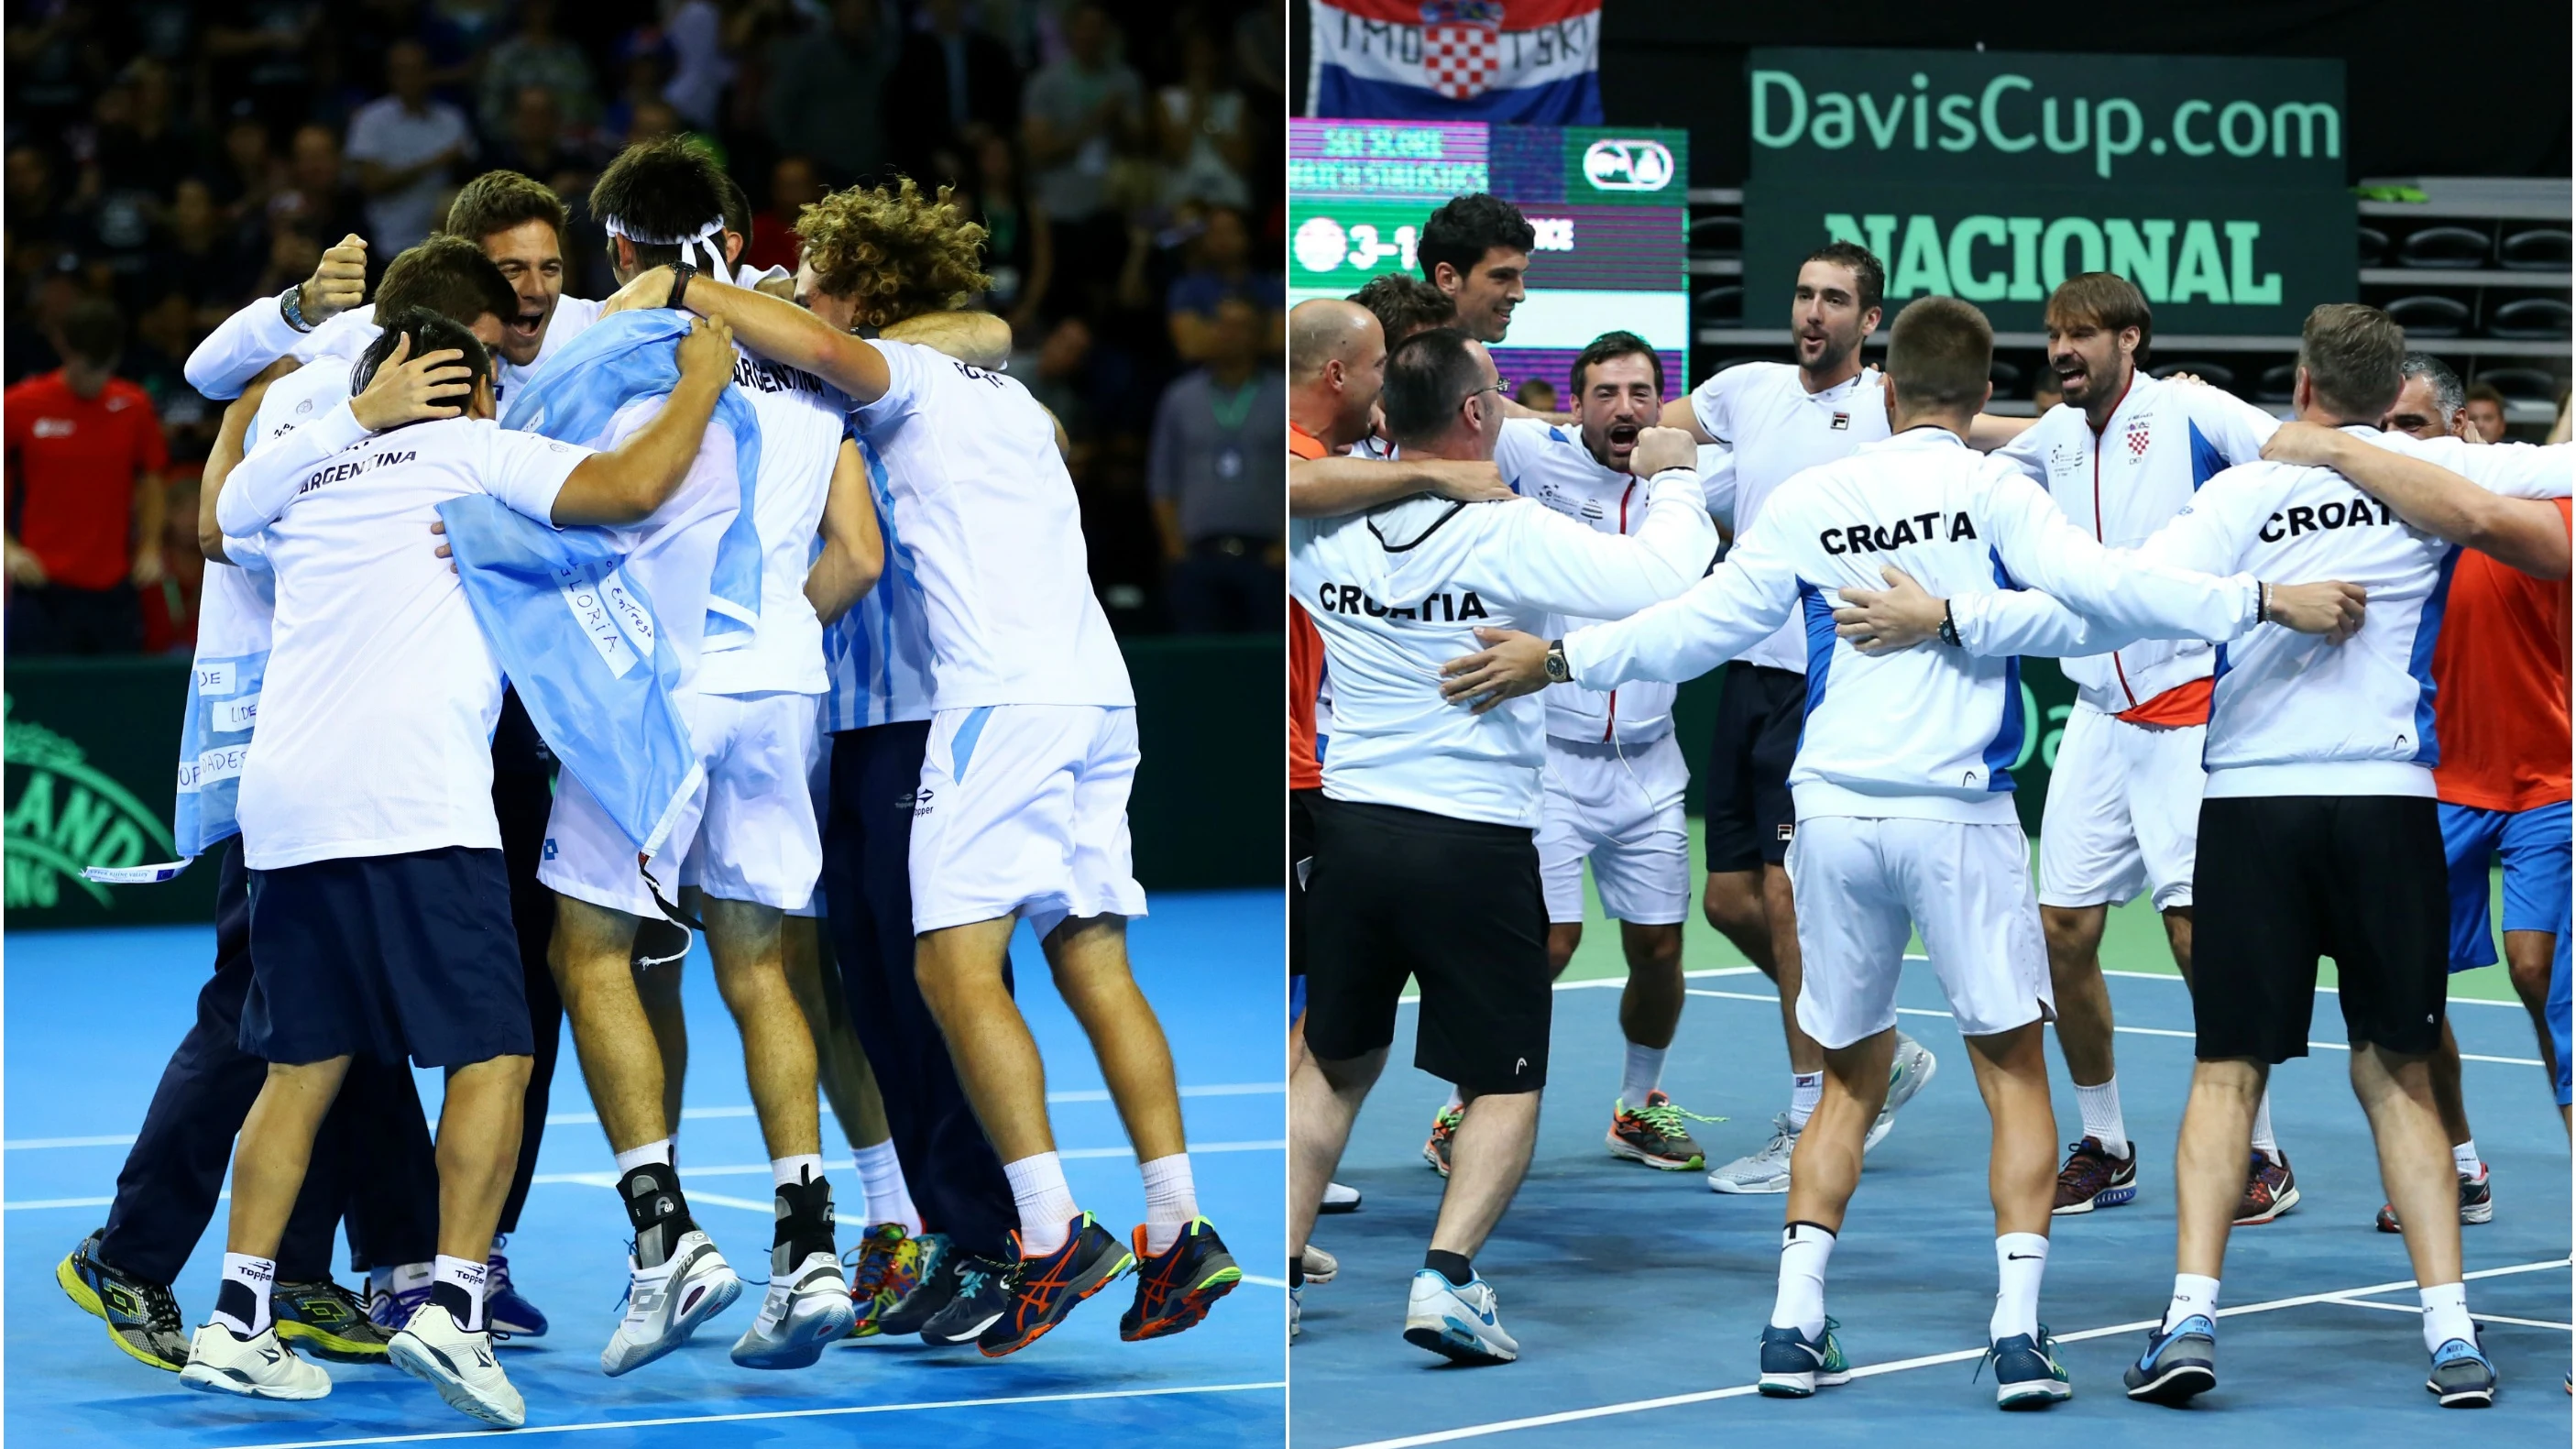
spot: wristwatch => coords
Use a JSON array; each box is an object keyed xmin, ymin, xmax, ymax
[
  {"xmin": 665, "ymin": 262, "xmax": 698, "ymax": 310},
  {"xmin": 279, "ymin": 283, "xmax": 313, "ymax": 333},
  {"xmin": 1542, "ymin": 638, "xmax": 1569, "ymax": 684}
]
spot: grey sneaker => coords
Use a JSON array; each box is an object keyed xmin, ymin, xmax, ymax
[
  {"xmin": 1865, "ymin": 1032, "xmax": 1937, "ymax": 1151},
  {"xmin": 1707, "ymin": 1113, "xmax": 1799, "ymax": 1194}
]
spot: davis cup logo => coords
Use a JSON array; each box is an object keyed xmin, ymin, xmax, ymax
[
  {"xmin": 1584, "ymin": 139, "xmax": 1675, "ymax": 192},
  {"xmin": 1420, "ymin": 1, "xmax": 1503, "ymax": 101}
]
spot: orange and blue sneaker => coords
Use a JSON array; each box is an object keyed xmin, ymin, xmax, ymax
[
  {"xmin": 975, "ymin": 1213, "xmax": 1135, "ymax": 1358},
  {"xmin": 1120, "ymin": 1218, "xmax": 1242, "ymax": 1342},
  {"xmin": 843, "ymin": 1224, "xmax": 922, "ymax": 1338},
  {"xmin": 1423, "ymin": 1104, "xmax": 1464, "ymax": 1177}
]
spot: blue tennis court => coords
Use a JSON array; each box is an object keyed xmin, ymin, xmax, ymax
[
  {"xmin": 1294, "ymin": 943, "xmax": 2571, "ymax": 1447},
  {"xmin": 6, "ymin": 889, "xmax": 1284, "ymax": 1448}
]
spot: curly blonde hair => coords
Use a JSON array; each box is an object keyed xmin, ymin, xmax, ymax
[{"xmin": 796, "ymin": 177, "xmax": 992, "ymax": 329}]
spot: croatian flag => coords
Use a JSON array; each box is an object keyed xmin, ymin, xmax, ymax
[{"xmin": 1308, "ymin": 0, "xmax": 1602, "ymax": 125}]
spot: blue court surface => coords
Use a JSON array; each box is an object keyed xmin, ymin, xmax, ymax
[
  {"xmin": 1295, "ymin": 963, "xmax": 2572, "ymax": 1448},
  {"xmin": 5, "ymin": 889, "xmax": 1284, "ymax": 1448}
]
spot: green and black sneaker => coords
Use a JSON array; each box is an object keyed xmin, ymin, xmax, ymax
[
  {"xmin": 272, "ymin": 1276, "xmax": 395, "ymax": 1363},
  {"xmin": 58, "ymin": 1229, "xmax": 189, "ymax": 1372},
  {"xmin": 1607, "ymin": 1091, "xmax": 1720, "ymax": 1170}
]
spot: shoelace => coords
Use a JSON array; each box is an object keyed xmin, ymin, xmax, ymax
[
  {"xmin": 1628, "ymin": 1100, "xmax": 1723, "ymax": 1135},
  {"xmin": 1970, "ymin": 1326, "xmax": 2051, "ymax": 1385},
  {"xmin": 140, "ymin": 1279, "xmax": 184, "ymax": 1334}
]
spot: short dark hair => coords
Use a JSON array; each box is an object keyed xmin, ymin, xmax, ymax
[
  {"xmin": 2045, "ymin": 271, "xmax": 2154, "ymax": 361},
  {"xmin": 2399, "ymin": 352, "xmax": 2465, "ymax": 418},
  {"xmin": 1569, "ymin": 330, "xmax": 1662, "ymax": 401},
  {"xmin": 1419, "ymin": 193, "xmax": 1534, "ymax": 285},
  {"xmin": 1802, "ymin": 241, "xmax": 1885, "ymax": 317},
  {"xmin": 718, "ymin": 169, "xmax": 753, "ymax": 251},
  {"xmin": 59, "ymin": 298, "xmax": 123, "ymax": 367},
  {"xmin": 2465, "ymin": 381, "xmax": 2508, "ymax": 411},
  {"xmin": 1348, "ymin": 273, "xmax": 1453, "ymax": 345},
  {"xmin": 1380, "ymin": 327, "xmax": 1487, "ymax": 448},
  {"xmin": 353, "ymin": 307, "xmax": 490, "ymax": 417},
  {"xmin": 589, "ymin": 138, "xmax": 729, "ymax": 271},
  {"xmin": 1886, "ymin": 295, "xmax": 1994, "ymax": 412},
  {"xmin": 2298, "ymin": 303, "xmax": 2406, "ymax": 422},
  {"xmin": 377, "ymin": 236, "xmax": 515, "ymax": 329},
  {"xmin": 443, "ymin": 170, "xmax": 567, "ymax": 249}
]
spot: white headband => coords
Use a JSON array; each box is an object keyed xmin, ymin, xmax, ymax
[{"xmin": 604, "ymin": 214, "xmax": 729, "ymax": 279}]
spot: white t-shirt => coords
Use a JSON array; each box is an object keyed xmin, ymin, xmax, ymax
[
  {"xmin": 1691, "ymin": 362, "xmax": 1891, "ymax": 671},
  {"xmin": 586, "ymin": 393, "xmax": 744, "ymax": 695},
  {"xmin": 236, "ymin": 419, "xmax": 592, "ymax": 869},
  {"xmin": 822, "ymin": 434, "xmax": 937, "ymax": 730},
  {"xmin": 693, "ymin": 346, "xmax": 850, "ymax": 697},
  {"xmin": 343, "ymin": 96, "xmax": 476, "ymax": 252},
  {"xmin": 849, "ymin": 340, "xmax": 1132, "ymax": 711}
]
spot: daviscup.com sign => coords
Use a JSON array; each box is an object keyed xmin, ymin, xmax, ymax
[{"xmin": 1741, "ymin": 49, "xmax": 2355, "ymax": 337}]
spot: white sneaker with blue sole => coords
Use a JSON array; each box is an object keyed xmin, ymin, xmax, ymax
[
  {"xmin": 1865, "ymin": 1033, "xmax": 1937, "ymax": 1152},
  {"xmin": 1402, "ymin": 1269, "xmax": 1517, "ymax": 1364}
]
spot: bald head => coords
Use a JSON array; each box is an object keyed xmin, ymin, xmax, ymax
[{"xmin": 1289, "ymin": 299, "xmax": 1387, "ymax": 450}]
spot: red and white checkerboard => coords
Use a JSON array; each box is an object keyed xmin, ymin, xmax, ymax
[{"xmin": 1422, "ymin": 22, "xmax": 1500, "ymax": 100}]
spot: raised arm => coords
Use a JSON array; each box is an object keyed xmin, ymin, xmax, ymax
[
  {"xmin": 2263, "ymin": 423, "xmax": 2572, "ymax": 579},
  {"xmin": 213, "ymin": 342, "xmax": 478, "ymax": 539},
  {"xmin": 550, "ymin": 317, "xmax": 737, "ymax": 526},
  {"xmin": 183, "ymin": 236, "xmax": 368, "ymax": 399},
  {"xmin": 1486, "ymin": 459, "xmax": 1716, "ymax": 620},
  {"xmin": 1288, "ymin": 454, "xmax": 1513, "ymax": 515},
  {"xmin": 806, "ymin": 437, "xmax": 886, "ymax": 624},
  {"xmin": 1563, "ymin": 510, "xmax": 1799, "ymax": 688}
]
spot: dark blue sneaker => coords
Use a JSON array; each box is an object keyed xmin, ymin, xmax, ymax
[
  {"xmin": 368, "ymin": 1277, "xmax": 433, "ymax": 1334},
  {"xmin": 1980, "ymin": 1326, "xmax": 2072, "ymax": 1409},
  {"xmin": 1757, "ymin": 1317, "xmax": 1850, "ymax": 1397},
  {"xmin": 2123, "ymin": 1314, "xmax": 2216, "ymax": 1404},
  {"xmin": 484, "ymin": 1236, "xmax": 547, "ymax": 1339},
  {"xmin": 2427, "ymin": 1334, "xmax": 2495, "ymax": 1408}
]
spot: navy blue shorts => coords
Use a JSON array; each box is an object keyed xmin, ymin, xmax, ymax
[{"xmin": 244, "ymin": 847, "xmax": 535, "ymax": 1069}]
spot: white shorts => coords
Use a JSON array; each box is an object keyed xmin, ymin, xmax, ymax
[
  {"xmin": 909, "ymin": 704, "xmax": 1148, "ymax": 938},
  {"xmin": 678, "ymin": 690, "xmax": 824, "ymax": 913},
  {"xmin": 2038, "ymin": 704, "xmax": 2205, "ymax": 912},
  {"xmin": 1788, "ymin": 814, "xmax": 2053, "ymax": 1048},
  {"xmin": 784, "ymin": 701, "xmax": 832, "ymax": 920},
  {"xmin": 1536, "ymin": 733, "xmax": 1690, "ymax": 926},
  {"xmin": 540, "ymin": 764, "xmax": 705, "ymax": 920}
]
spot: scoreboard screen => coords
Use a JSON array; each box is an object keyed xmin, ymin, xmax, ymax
[{"xmin": 1288, "ymin": 119, "xmax": 1692, "ymax": 405}]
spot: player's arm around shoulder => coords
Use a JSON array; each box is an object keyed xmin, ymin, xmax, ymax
[
  {"xmin": 2264, "ymin": 423, "xmax": 2571, "ymax": 577},
  {"xmin": 550, "ymin": 316, "xmax": 737, "ymax": 526}
]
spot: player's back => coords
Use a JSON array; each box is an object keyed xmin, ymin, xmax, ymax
[
  {"xmin": 851, "ymin": 338, "xmax": 1130, "ymax": 712},
  {"xmin": 696, "ymin": 345, "xmax": 850, "ymax": 697}
]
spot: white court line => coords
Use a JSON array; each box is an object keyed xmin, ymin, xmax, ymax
[
  {"xmin": 2, "ymin": 1142, "xmax": 1286, "ymax": 1212},
  {"xmin": 1332, "ymin": 1259, "xmax": 2570, "ymax": 1448},
  {"xmin": 210, "ymin": 1379, "xmax": 1287, "ymax": 1449},
  {"xmin": 2328, "ymin": 1297, "xmax": 2572, "ymax": 1332},
  {"xmin": 1681, "ymin": 989, "xmax": 2545, "ymax": 1068},
  {"xmin": 4, "ymin": 1081, "xmax": 1285, "ymax": 1150}
]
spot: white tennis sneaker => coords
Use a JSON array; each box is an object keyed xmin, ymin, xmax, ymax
[
  {"xmin": 388, "ymin": 1302, "xmax": 523, "ymax": 1428},
  {"xmin": 1866, "ymin": 1033, "xmax": 1938, "ymax": 1151},
  {"xmin": 179, "ymin": 1322, "xmax": 332, "ymax": 1400},
  {"xmin": 731, "ymin": 1248, "xmax": 856, "ymax": 1368},
  {"xmin": 1707, "ymin": 1113, "xmax": 1800, "ymax": 1193},
  {"xmin": 601, "ymin": 1230, "xmax": 741, "ymax": 1376},
  {"xmin": 1401, "ymin": 1269, "xmax": 1518, "ymax": 1364}
]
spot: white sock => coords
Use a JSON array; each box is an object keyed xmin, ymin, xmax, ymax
[
  {"xmin": 771, "ymin": 1153, "xmax": 826, "ymax": 1190},
  {"xmin": 854, "ymin": 1141, "xmax": 923, "ymax": 1233},
  {"xmin": 1003, "ymin": 1151, "xmax": 1079, "ymax": 1257},
  {"xmin": 2248, "ymin": 1090, "xmax": 2277, "ymax": 1158},
  {"xmin": 1619, "ymin": 1041, "xmax": 1666, "ymax": 1109},
  {"xmin": 1140, "ymin": 1153, "xmax": 1199, "ymax": 1254},
  {"xmin": 2419, "ymin": 1281, "xmax": 2474, "ymax": 1354},
  {"xmin": 2163, "ymin": 1272, "xmax": 2220, "ymax": 1333},
  {"xmin": 2073, "ymin": 1078, "xmax": 2129, "ymax": 1158},
  {"xmin": 1991, "ymin": 1233, "xmax": 2047, "ymax": 1342},
  {"xmin": 614, "ymin": 1138, "xmax": 674, "ymax": 1174},
  {"xmin": 1443, "ymin": 1085, "xmax": 1464, "ymax": 1112},
  {"xmin": 2451, "ymin": 1140, "xmax": 2481, "ymax": 1180},
  {"xmin": 214, "ymin": 1252, "xmax": 276, "ymax": 1337},
  {"xmin": 1770, "ymin": 1221, "xmax": 1834, "ymax": 1339},
  {"xmin": 1788, "ymin": 1071, "xmax": 1824, "ymax": 1132},
  {"xmin": 433, "ymin": 1253, "xmax": 488, "ymax": 1333}
]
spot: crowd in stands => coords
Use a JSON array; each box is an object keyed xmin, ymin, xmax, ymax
[{"xmin": 5, "ymin": 0, "xmax": 1286, "ymax": 654}]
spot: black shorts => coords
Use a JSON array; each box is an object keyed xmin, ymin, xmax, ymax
[
  {"xmin": 1290, "ymin": 787, "xmax": 1317, "ymax": 983},
  {"xmin": 2191, "ymin": 794, "xmax": 2449, "ymax": 1063},
  {"xmin": 1302, "ymin": 796, "xmax": 1551, "ymax": 1094},
  {"xmin": 244, "ymin": 846, "xmax": 535, "ymax": 1069},
  {"xmin": 1705, "ymin": 662, "xmax": 1806, "ymax": 872}
]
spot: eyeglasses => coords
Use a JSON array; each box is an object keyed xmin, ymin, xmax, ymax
[{"xmin": 1460, "ymin": 381, "xmax": 1505, "ymax": 407}]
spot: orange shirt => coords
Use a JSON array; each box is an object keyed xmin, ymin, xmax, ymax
[
  {"xmin": 2431, "ymin": 498, "xmax": 2572, "ymax": 812},
  {"xmin": 1290, "ymin": 423, "xmax": 1329, "ymax": 790}
]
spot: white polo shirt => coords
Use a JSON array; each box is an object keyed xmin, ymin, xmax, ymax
[{"xmin": 237, "ymin": 418, "xmax": 593, "ymax": 869}]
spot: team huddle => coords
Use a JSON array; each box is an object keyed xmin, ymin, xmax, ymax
[
  {"xmin": 57, "ymin": 143, "xmax": 1237, "ymax": 1431},
  {"xmin": 1286, "ymin": 192, "xmax": 2571, "ymax": 1410}
]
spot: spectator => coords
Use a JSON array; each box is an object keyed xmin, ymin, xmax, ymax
[
  {"xmin": 626, "ymin": 98, "xmax": 684, "ymax": 148},
  {"xmin": 1167, "ymin": 206, "xmax": 1280, "ymax": 360},
  {"xmin": 202, "ymin": 0, "xmax": 323, "ymax": 140},
  {"xmin": 208, "ymin": 113, "xmax": 287, "ymax": 229},
  {"xmin": 8, "ymin": 144, "xmax": 76, "ymax": 255},
  {"xmin": 479, "ymin": 0, "xmax": 600, "ymax": 137},
  {"xmin": 489, "ymin": 85, "xmax": 589, "ymax": 198},
  {"xmin": 2464, "ymin": 381, "xmax": 2509, "ymax": 442},
  {"xmin": 1514, "ymin": 378, "xmax": 1556, "ymax": 412},
  {"xmin": 123, "ymin": 291, "xmax": 215, "ymax": 461},
  {"xmin": 1157, "ymin": 24, "xmax": 1250, "ymax": 211},
  {"xmin": 1149, "ymin": 294, "xmax": 1282, "ymax": 632},
  {"xmin": 766, "ymin": 0, "xmax": 893, "ymax": 183},
  {"xmin": 269, "ymin": 125, "xmax": 372, "ymax": 266},
  {"xmin": 1022, "ymin": 4, "xmax": 1141, "ymax": 286},
  {"xmin": 743, "ymin": 154, "xmax": 821, "ymax": 276},
  {"xmin": 1235, "ymin": 0, "xmax": 1285, "ymax": 102},
  {"xmin": 599, "ymin": 27, "xmax": 675, "ymax": 146},
  {"xmin": 1017, "ymin": 313, "xmax": 1098, "ymax": 459},
  {"xmin": 5, "ymin": 299, "xmax": 169, "ymax": 656},
  {"xmin": 661, "ymin": 0, "xmax": 735, "ymax": 131},
  {"xmin": 160, "ymin": 179, "xmax": 253, "ymax": 329},
  {"xmin": 88, "ymin": 60, "xmax": 192, "ymax": 203},
  {"xmin": 884, "ymin": 0, "xmax": 1023, "ymax": 181},
  {"xmin": 248, "ymin": 224, "xmax": 323, "ymax": 304},
  {"xmin": 5, "ymin": 258, "xmax": 85, "ymax": 385},
  {"xmin": 965, "ymin": 133, "xmax": 1051, "ymax": 333},
  {"xmin": 345, "ymin": 38, "xmax": 475, "ymax": 251}
]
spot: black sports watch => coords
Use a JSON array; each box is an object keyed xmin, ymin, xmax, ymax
[
  {"xmin": 1542, "ymin": 638, "xmax": 1569, "ymax": 684},
  {"xmin": 665, "ymin": 261, "xmax": 698, "ymax": 310}
]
